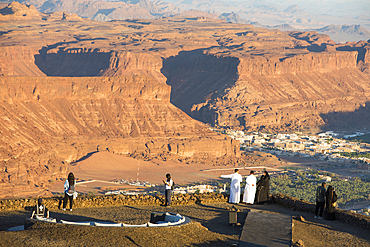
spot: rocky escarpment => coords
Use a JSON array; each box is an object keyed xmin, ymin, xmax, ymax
[
  {"xmin": 1, "ymin": 3, "xmax": 370, "ymax": 198},
  {"xmin": 0, "ymin": 75, "xmax": 239, "ymax": 197},
  {"xmin": 0, "ymin": 46, "xmax": 46, "ymax": 77},
  {"xmin": 165, "ymin": 37, "xmax": 370, "ymax": 132}
]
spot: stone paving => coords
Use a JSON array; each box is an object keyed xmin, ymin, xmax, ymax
[{"xmin": 239, "ymin": 209, "xmax": 292, "ymax": 247}]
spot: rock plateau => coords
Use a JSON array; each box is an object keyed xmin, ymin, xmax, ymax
[{"xmin": 0, "ymin": 2, "xmax": 370, "ymax": 198}]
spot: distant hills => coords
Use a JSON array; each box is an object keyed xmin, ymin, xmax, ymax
[
  {"xmin": 14, "ymin": 0, "xmax": 182, "ymax": 19},
  {"xmin": 283, "ymin": 4, "xmax": 307, "ymax": 16},
  {"xmin": 314, "ymin": 24, "xmax": 370, "ymax": 43},
  {"xmin": 219, "ymin": 12, "xmax": 245, "ymax": 24},
  {"xmin": 2, "ymin": 0, "xmax": 370, "ymax": 42},
  {"xmin": 317, "ymin": 24, "xmax": 370, "ymax": 36}
]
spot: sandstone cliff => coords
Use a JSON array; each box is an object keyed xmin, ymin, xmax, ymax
[
  {"xmin": 1, "ymin": 3, "xmax": 369, "ymax": 134},
  {"xmin": 1, "ymin": 3, "xmax": 370, "ymax": 198},
  {"xmin": 0, "ymin": 75, "xmax": 240, "ymax": 197},
  {"xmin": 163, "ymin": 31, "xmax": 370, "ymax": 132}
]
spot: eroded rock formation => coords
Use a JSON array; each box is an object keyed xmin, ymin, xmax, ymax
[
  {"xmin": 163, "ymin": 31, "xmax": 370, "ymax": 132},
  {"xmin": 0, "ymin": 75, "xmax": 239, "ymax": 197},
  {"xmin": 1, "ymin": 2, "xmax": 370, "ymax": 198}
]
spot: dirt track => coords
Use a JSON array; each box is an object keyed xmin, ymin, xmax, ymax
[{"xmin": 1, "ymin": 202, "xmax": 369, "ymax": 246}]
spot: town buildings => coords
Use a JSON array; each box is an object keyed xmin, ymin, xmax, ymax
[{"xmin": 220, "ymin": 129, "xmax": 370, "ymax": 167}]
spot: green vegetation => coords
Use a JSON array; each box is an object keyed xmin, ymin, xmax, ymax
[
  {"xmin": 346, "ymin": 133, "xmax": 370, "ymax": 144},
  {"xmin": 281, "ymin": 166, "xmax": 304, "ymax": 171},
  {"xmin": 340, "ymin": 152, "xmax": 370, "ymax": 159},
  {"xmin": 270, "ymin": 171, "xmax": 370, "ymax": 207},
  {"xmin": 87, "ymin": 191, "xmax": 96, "ymax": 196},
  {"xmin": 326, "ymin": 138, "xmax": 333, "ymax": 143}
]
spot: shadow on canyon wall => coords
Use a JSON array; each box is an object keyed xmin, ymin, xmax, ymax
[
  {"xmin": 35, "ymin": 39, "xmax": 111, "ymax": 76},
  {"xmin": 320, "ymin": 101, "xmax": 370, "ymax": 131},
  {"xmin": 161, "ymin": 49, "xmax": 239, "ymax": 120},
  {"xmin": 289, "ymin": 32, "xmax": 328, "ymax": 52},
  {"xmin": 336, "ymin": 46, "xmax": 366, "ymax": 64},
  {"xmin": 70, "ymin": 151, "xmax": 98, "ymax": 165}
]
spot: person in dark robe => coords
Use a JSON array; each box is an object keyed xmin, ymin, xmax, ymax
[
  {"xmin": 324, "ymin": 185, "xmax": 338, "ymax": 221},
  {"xmin": 314, "ymin": 182, "xmax": 326, "ymax": 219},
  {"xmin": 255, "ymin": 170, "xmax": 270, "ymax": 204}
]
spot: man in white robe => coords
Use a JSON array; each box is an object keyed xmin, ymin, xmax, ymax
[
  {"xmin": 243, "ymin": 170, "xmax": 257, "ymax": 204},
  {"xmin": 220, "ymin": 169, "xmax": 243, "ymax": 203}
]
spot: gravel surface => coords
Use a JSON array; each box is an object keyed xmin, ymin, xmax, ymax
[{"xmin": 0, "ymin": 202, "xmax": 369, "ymax": 246}]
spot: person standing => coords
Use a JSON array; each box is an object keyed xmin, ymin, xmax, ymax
[
  {"xmin": 325, "ymin": 185, "xmax": 338, "ymax": 221},
  {"xmin": 255, "ymin": 170, "xmax": 270, "ymax": 204},
  {"xmin": 62, "ymin": 172, "xmax": 76, "ymax": 211},
  {"xmin": 314, "ymin": 182, "xmax": 326, "ymax": 219},
  {"xmin": 162, "ymin": 173, "xmax": 173, "ymax": 207},
  {"xmin": 243, "ymin": 170, "xmax": 257, "ymax": 204},
  {"xmin": 220, "ymin": 169, "xmax": 243, "ymax": 204}
]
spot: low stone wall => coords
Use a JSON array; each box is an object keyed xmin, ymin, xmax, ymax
[
  {"xmin": 3, "ymin": 193, "xmax": 369, "ymax": 230},
  {"xmin": 271, "ymin": 193, "xmax": 370, "ymax": 230},
  {"xmin": 0, "ymin": 193, "xmax": 228, "ymax": 211}
]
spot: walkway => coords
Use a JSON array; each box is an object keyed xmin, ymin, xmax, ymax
[{"xmin": 239, "ymin": 209, "xmax": 292, "ymax": 247}]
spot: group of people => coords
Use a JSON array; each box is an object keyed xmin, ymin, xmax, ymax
[
  {"xmin": 32, "ymin": 170, "xmax": 339, "ymax": 222},
  {"xmin": 33, "ymin": 171, "xmax": 173, "ymax": 220},
  {"xmin": 315, "ymin": 182, "xmax": 338, "ymax": 220},
  {"xmin": 220, "ymin": 169, "xmax": 270, "ymax": 205}
]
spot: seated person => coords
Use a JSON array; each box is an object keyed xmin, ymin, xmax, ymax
[{"xmin": 31, "ymin": 198, "xmax": 49, "ymax": 219}]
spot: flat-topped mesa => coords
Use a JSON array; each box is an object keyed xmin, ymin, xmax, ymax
[
  {"xmin": 37, "ymin": 48, "xmax": 166, "ymax": 81},
  {"xmin": 165, "ymin": 44, "xmax": 370, "ymax": 132},
  {"xmin": 1, "ymin": 76, "xmax": 170, "ymax": 101},
  {"xmin": 0, "ymin": 45, "xmax": 166, "ymax": 81},
  {"xmin": 238, "ymin": 51, "xmax": 358, "ymax": 77},
  {"xmin": 100, "ymin": 51, "xmax": 165, "ymax": 78}
]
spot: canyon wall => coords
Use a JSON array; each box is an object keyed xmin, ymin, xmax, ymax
[
  {"xmin": 1, "ymin": 46, "xmax": 167, "ymax": 83},
  {"xmin": 0, "ymin": 46, "xmax": 46, "ymax": 77},
  {"xmin": 165, "ymin": 46, "xmax": 370, "ymax": 132},
  {"xmin": 237, "ymin": 51, "xmax": 357, "ymax": 77},
  {"xmin": 1, "ymin": 3, "xmax": 370, "ymax": 198},
  {"xmin": 0, "ymin": 75, "xmax": 239, "ymax": 198}
]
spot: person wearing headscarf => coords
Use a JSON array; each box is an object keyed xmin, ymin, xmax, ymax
[
  {"xmin": 162, "ymin": 173, "xmax": 173, "ymax": 207},
  {"xmin": 62, "ymin": 172, "xmax": 76, "ymax": 211},
  {"xmin": 31, "ymin": 198, "xmax": 49, "ymax": 219},
  {"xmin": 325, "ymin": 185, "xmax": 338, "ymax": 220},
  {"xmin": 255, "ymin": 170, "xmax": 270, "ymax": 204},
  {"xmin": 314, "ymin": 182, "xmax": 326, "ymax": 219},
  {"xmin": 220, "ymin": 169, "xmax": 243, "ymax": 204},
  {"xmin": 243, "ymin": 170, "xmax": 257, "ymax": 204}
]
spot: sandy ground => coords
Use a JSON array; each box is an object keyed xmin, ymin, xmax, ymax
[
  {"xmin": 49, "ymin": 151, "xmax": 277, "ymax": 195},
  {"xmin": 0, "ymin": 202, "xmax": 369, "ymax": 247}
]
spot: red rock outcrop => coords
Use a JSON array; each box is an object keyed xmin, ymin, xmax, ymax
[
  {"xmin": 164, "ymin": 31, "xmax": 370, "ymax": 132},
  {"xmin": 1, "ymin": 3, "xmax": 370, "ymax": 198},
  {"xmin": 0, "ymin": 74, "xmax": 240, "ymax": 198},
  {"xmin": 0, "ymin": 46, "xmax": 45, "ymax": 76},
  {"xmin": 1, "ymin": 4, "xmax": 369, "ymax": 135}
]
